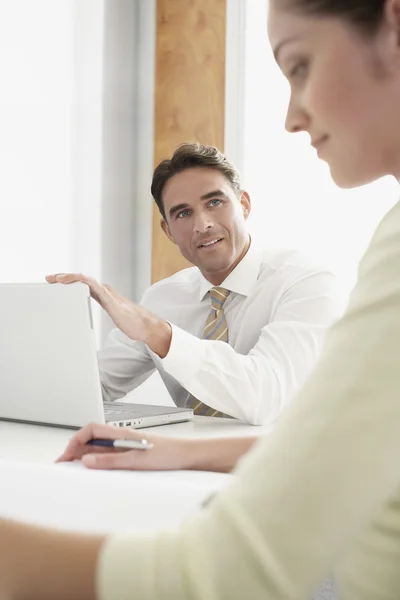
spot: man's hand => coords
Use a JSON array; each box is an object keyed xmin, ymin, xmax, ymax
[
  {"xmin": 45, "ymin": 273, "xmax": 172, "ymax": 357},
  {"xmin": 56, "ymin": 422, "xmax": 194, "ymax": 471}
]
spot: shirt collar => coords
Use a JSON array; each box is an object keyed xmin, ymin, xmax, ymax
[{"xmin": 199, "ymin": 237, "xmax": 264, "ymax": 301}]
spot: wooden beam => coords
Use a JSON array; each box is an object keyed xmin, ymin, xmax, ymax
[{"xmin": 152, "ymin": 0, "xmax": 226, "ymax": 282}]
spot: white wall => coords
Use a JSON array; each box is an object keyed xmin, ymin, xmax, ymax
[
  {"xmin": 0, "ymin": 0, "xmax": 74, "ymax": 282},
  {"xmin": 0, "ymin": 0, "xmax": 156, "ymax": 346},
  {"xmin": 72, "ymin": 0, "xmax": 156, "ymax": 344},
  {"xmin": 69, "ymin": 0, "xmax": 104, "ymax": 339},
  {"xmin": 73, "ymin": 0, "xmax": 155, "ymax": 343}
]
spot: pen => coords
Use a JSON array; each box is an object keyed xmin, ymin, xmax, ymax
[{"xmin": 86, "ymin": 438, "xmax": 153, "ymax": 451}]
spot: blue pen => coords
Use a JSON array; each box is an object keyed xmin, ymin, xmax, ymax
[{"xmin": 87, "ymin": 438, "xmax": 153, "ymax": 450}]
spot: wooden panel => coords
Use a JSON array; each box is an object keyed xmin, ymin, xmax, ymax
[{"xmin": 152, "ymin": 0, "xmax": 226, "ymax": 282}]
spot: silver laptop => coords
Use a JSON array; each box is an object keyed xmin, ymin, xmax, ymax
[{"xmin": 0, "ymin": 282, "xmax": 193, "ymax": 429}]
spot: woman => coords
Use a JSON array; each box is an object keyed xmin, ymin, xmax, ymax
[{"xmin": 2, "ymin": 1, "xmax": 400, "ymax": 598}]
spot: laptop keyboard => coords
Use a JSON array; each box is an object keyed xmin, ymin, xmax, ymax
[{"xmin": 104, "ymin": 403, "xmax": 142, "ymax": 417}]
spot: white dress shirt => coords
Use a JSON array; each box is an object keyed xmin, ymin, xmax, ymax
[{"xmin": 99, "ymin": 240, "xmax": 338, "ymax": 425}]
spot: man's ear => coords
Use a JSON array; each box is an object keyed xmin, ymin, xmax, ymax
[
  {"xmin": 387, "ymin": 0, "xmax": 400, "ymax": 42},
  {"xmin": 240, "ymin": 191, "xmax": 251, "ymax": 221},
  {"xmin": 161, "ymin": 219, "xmax": 176, "ymax": 244},
  {"xmin": 379, "ymin": 0, "xmax": 400, "ymax": 68}
]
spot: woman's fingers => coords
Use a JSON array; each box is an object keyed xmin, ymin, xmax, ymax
[
  {"xmin": 56, "ymin": 422, "xmax": 133, "ymax": 462},
  {"xmin": 82, "ymin": 450, "xmax": 150, "ymax": 470}
]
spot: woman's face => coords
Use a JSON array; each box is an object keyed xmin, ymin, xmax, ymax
[{"xmin": 268, "ymin": 1, "xmax": 400, "ymax": 187}]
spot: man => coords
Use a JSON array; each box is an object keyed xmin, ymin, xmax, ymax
[{"xmin": 47, "ymin": 142, "xmax": 337, "ymax": 424}]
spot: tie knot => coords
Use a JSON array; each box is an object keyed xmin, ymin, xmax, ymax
[{"xmin": 210, "ymin": 287, "xmax": 230, "ymax": 310}]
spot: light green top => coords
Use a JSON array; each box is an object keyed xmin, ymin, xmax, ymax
[{"xmin": 98, "ymin": 199, "xmax": 400, "ymax": 599}]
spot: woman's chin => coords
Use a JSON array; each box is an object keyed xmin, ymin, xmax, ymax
[{"xmin": 329, "ymin": 163, "xmax": 381, "ymax": 190}]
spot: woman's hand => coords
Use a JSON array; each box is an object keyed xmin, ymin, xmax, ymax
[
  {"xmin": 57, "ymin": 422, "xmax": 258, "ymax": 473},
  {"xmin": 56, "ymin": 422, "xmax": 193, "ymax": 471}
]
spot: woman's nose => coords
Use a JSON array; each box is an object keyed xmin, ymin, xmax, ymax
[{"xmin": 285, "ymin": 94, "xmax": 309, "ymax": 134}]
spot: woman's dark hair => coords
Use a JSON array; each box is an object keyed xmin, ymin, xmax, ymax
[
  {"xmin": 285, "ymin": 0, "xmax": 385, "ymax": 35},
  {"xmin": 151, "ymin": 142, "xmax": 241, "ymax": 220}
]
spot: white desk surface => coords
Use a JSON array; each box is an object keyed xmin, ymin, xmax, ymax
[
  {"xmin": 0, "ymin": 417, "xmax": 268, "ymax": 464},
  {"xmin": 0, "ymin": 417, "xmax": 268, "ymax": 533}
]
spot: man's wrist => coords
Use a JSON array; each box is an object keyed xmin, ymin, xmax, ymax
[{"xmin": 144, "ymin": 317, "xmax": 172, "ymax": 358}]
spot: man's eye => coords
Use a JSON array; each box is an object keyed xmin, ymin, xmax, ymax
[
  {"xmin": 209, "ymin": 199, "xmax": 221, "ymax": 207},
  {"xmin": 177, "ymin": 209, "xmax": 190, "ymax": 219}
]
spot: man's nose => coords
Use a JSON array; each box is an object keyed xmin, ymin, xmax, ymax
[{"xmin": 194, "ymin": 212, "xmax": 213, "ymax": 233}]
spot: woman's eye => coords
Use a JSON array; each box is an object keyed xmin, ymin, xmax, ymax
[{"xmin": 290, "ymin": 61, "xmax": 308, "ymax": 79}]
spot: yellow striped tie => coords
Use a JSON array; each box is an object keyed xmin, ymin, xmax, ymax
[{"xmin": 188, "ymin": 286, "xmax": 231, "ymax": 417}]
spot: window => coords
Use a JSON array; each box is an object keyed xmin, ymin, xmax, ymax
[
  {"xmin": 0, "ymin": 0, "xmax": 75, "ymax": 282},
  {"xmin": 0, "ymin": 0, "xmax": 151, "ymax": 345},
  {"xmin": 236, "ymin": 0, "xmax": 399, "ymax": 310}
]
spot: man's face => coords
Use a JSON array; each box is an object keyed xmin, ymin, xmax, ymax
[{"xmin": 161, "ymin": 167, "xmax": 251, "ymax": 285}]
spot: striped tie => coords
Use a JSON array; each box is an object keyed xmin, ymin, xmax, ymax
[{"xmin": 187, "ymin": 286, "xmax": 231, "ymax": 416}]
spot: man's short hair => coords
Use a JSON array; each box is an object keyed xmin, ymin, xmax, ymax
[{"xmin": 151, "ymin": 142, "xmax": 242, "ymax": 219}]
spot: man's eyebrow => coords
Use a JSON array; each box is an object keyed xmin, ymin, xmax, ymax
[
  {"xmin": 200, "ymin": 189, "xmax": 227, "ymax": 200},
  {"xmin": 273, "ymin": 35, "xmax": 301, "ymax": 63},
  {"xmin": 168, "ymin": 203, "xmax": 189, "ymax": 218}
]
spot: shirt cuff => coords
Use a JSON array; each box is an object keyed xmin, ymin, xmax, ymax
[
  {"xmin": 148, "ymin": 324, "xmax": 207, "ymax": 387},
  {"xmin": 97, "ymin": 532, "xmax": 184, "ymax": 600}
]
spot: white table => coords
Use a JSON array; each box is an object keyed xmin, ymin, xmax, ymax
[
  {"xmin": 0, "ymin": 417, "xmax": 267, "ymax": 464},
  {"xmin": 0, "ymin": 417, "xmax": 268, "ymax": 534}
]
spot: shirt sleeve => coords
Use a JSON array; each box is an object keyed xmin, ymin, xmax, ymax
[
  {"xmin": 98, "ymin": 284, "xmax": 172, "ymax": 402},
  {"xmin": 98, "ymin": 200, "xmax": 400, "ymax": 599},
  {"xmin": 98, "ymin": 328, "xmax": 156, "ymax": 402},
  {"xmin": 151, "ymin": 269, "xmax": 338, "ymax": 424}
]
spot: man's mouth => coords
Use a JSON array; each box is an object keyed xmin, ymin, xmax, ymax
[{"xmin": 198, "ymin": 237, "xmax": 223, "ymax": 249}]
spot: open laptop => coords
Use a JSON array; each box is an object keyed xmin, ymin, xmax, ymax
[{"xmin": 0, "ymin": 282, "xmax": 193, "ymax": 429}]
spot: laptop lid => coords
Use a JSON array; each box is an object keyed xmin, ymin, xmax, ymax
[
  {"xmin": 0, "ymin": 282, "xmax": 193, "ymax": 429},
  {"xmin": 0, "ymin": 282, "xmax": 105, "ymax": 428}
]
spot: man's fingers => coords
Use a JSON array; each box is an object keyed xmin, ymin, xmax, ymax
[
  {"xmin": 45, "ymin": 273, "xmax": 110, "ymax": 306},
  {"xmin": 45, "ymin": 274, "xmax": 59, "ymax": 283},
  {"xmin": 46, "ymin": 273, "xmax": 88, "ymax": 284}
]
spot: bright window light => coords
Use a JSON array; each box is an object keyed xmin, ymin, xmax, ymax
[
  {"xmin": 243, "ymin": 0, "xmax": 399, "ymax": 310},
  {"xmin": 0, "ymin": 0, "xmax": 74, "ymax": 282}
]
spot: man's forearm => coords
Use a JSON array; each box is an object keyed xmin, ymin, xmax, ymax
[
  {"xmin": 1, "ymin": 519, "xmax": 104, "ymax": 600},
  {"xmin": 187, "ymin": 437, "xmax": 258, "ymax": 473},
  {"xmin": 143, "ymin": 317, "xmax": 172, "ymax": 358}
]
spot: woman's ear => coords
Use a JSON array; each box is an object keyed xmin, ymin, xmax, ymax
[{"xmin": 161, "ymin": 219, "xmax": 176, "ymax": 244}]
